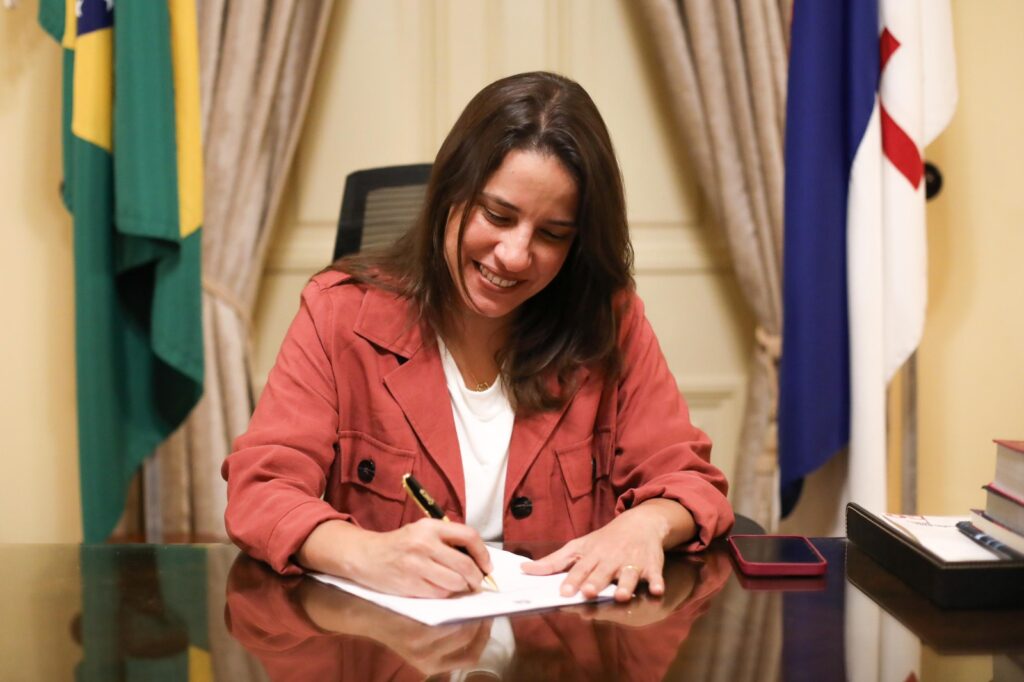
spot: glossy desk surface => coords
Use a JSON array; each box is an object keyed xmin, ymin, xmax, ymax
[{"xmin": 2, "ymin": 538, "xmax": 1022, "ymax": 681}]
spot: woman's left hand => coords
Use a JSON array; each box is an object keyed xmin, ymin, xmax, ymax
[{"xmin": 520, "ymin": 499, "xmax": 696, "ymax": 603}]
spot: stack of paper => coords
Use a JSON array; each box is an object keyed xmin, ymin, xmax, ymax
[
  {"xmin": 878, "ymin": 513, "xmax": 999, "ymax": 562},
  {"xmin": 310, "ymin": 545, "xmax": 616, "ymax": 625}
]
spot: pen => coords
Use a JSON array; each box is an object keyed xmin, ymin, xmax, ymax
[
  {"xmin": 955, "ymin": 520, "xmax": 1024, "ymax": 560},
  {"xmin": 402, "ymin": 473, "xmax": 499, "ymax": 591}
]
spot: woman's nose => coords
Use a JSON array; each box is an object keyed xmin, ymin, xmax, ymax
[{"xmin": 494, "ymin": 227, "xmax": 532, "ymax": 272}]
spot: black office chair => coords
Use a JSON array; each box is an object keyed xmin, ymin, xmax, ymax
[
  {"xmin": 730, "ymin": 513, "xmax": 766, "ymax": 535},
  {"xmin": 333, "ymin": 163, "xmax": 433, "ymax": 260}
]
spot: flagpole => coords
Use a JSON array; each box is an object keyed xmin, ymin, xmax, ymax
[
  {"xmin": 901, "ymin": 162, "xmax": 944, "ymax": 515},
  {"xmin": 900, "ymin": 353, "xmax": 918, "ymax": 514}
]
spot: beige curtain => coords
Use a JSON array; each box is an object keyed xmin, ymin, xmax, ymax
[
  {"xmin": 633, "ymin": 2, "xmax": 791, "ymax": 676},
  {"xmin": 634, "ymin": 0, "xmax": 791, "ymax": 533},
  {"xmin": 118, "ymin": 0, "xmax": 335, "ymax": 542}
]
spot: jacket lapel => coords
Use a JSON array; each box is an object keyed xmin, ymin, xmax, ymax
[
  {"xmin": 384, "ymin": 347, "xmax": 466, "ymax": 514},
  {"xmin": 352, "ymin": 285, "xmax": 595, "ymax": 516},
  {"xmin": 353, "ymin": 288, "xmax": 466, "ymax": 514},
  {"xmin": 504, "ymin": 367, "xmax": 589, "ymax": 507}
]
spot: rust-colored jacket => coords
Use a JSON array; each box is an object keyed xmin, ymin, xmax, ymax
[{"xmin": 222, "ymin": 271, "xmax": 733, "ymax": 574}]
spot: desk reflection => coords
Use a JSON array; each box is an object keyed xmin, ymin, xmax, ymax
[
  {"xmin": 8, "ymin": 539, "xmax": 1018, "ymax": 681},
  {"xmin": 224, "ymin": 548, "xmax": 732, "ymax": 681}
]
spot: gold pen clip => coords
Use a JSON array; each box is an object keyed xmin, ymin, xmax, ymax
[{"xmin": 402, "ymin": 473, "xmax": 444, "ymax": 519}]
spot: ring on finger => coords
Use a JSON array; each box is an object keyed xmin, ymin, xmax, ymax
[{"xmin": 621, "ymin": 564, "xmax": 641, "ymax": 574}]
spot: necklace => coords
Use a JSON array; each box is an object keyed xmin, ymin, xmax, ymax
[
  {"xmin": 447, "ymin": 341, "xmax": 495, "ymax": 392},
  {"xmin": 460, "ymin": 359, "xmax": 493, "ymax": 392}
]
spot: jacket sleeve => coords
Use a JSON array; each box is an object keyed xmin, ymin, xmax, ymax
[
  {"xmin": 222, "ymin": 277, "xmax": 355, "ymax": 575},
  {"xmin": 610, "ymin": 293, "xmax": 735, "ymax": 550}
]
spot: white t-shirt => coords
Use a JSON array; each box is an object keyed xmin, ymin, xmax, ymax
[{"xmin": 437, "ymin": 338, "xmax": 515, "ymax": 542}]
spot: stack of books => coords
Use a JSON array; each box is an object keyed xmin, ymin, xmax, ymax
[{"xmin": 969, "ymin": 440, "xmax": 1024, "ymax": 556}]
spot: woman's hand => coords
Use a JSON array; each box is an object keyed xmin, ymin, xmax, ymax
[
  {"xmin": 520, "ymin": 499, "xmax": 696, "ymax": 602},
  {"xmin": 296, "ymin": 518, "xmax": 493, "ymax": 598},
  {"xmin": 563, "ymin": 555, "xmax": 702, "ymax": 627}
]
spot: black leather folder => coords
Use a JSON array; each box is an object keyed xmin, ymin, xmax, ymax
[{"xmin": 845, "ymin": 502, "xmax": 1024, "ymax": 609}]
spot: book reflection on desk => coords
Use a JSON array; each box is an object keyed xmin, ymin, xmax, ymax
[
  {"xmin": 994, "ymin": 652, "xmax": 1024, "ymax": 682},
  {"xmin": 845, "ymin": 543, "xmax": 1024, "ymax": 653}
]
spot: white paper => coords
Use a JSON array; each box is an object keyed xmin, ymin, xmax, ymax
[
  {"xmin": 309, "ymin": 546, "xmax": 616, "ymax": 625},
  {"xmin": 879, "ymin": 513, "xmax": 1000, "ymax": 562}
]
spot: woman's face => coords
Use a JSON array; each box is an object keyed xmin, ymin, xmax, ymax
[{"xmin": 444, "ymin": 149, "xmax": 578, "ymax": 325}]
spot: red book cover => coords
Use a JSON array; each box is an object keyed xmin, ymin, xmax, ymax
[
  {"xmin": 986, "ymin": 482, "xmax": 1024, "ymax": 507},
  {"xmin": 994, "ymin": 439, "xmax": 1024, "ymax": 454}
]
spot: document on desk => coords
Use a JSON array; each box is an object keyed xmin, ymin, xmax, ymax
[
  {"xmin": 879, "ymin": 513, "xmax": 1000, "ymax": 562},
  {"xmin": 309, "ymin": 545, "xmax": 616, "ymax": 625}
]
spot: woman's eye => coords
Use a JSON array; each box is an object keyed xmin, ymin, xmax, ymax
[
  {"xmin": 483, "ymin": 208, "xmax": 511, "ymax": 225},
  {"xmin": 541, "ymin": 229, "xmax": 571, "ymax": 241}
]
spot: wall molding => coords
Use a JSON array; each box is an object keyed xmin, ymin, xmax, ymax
[
  {"xmin": 677, "ymin": 375, "xmax": 746, "ymax": 478},
  {"xmin": 678, "ymin": 376, "xmax": 744, "ymax": 412},
  {"xmin": 265, "ymin": 219, "xmax": 730, "ymax": 274},
  {"xmin": 630, "ymin": 221, "xmax": 730, "ymax": 273}
]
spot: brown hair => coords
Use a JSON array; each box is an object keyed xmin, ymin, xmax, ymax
[{"xmin": 337, "ymin": 71, "xmax": 633, "ymax": 411}]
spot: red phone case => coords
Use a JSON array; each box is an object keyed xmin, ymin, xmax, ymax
[{"xmin": 727, "ymin": 534, "xmax": 828, "ymax": 577}]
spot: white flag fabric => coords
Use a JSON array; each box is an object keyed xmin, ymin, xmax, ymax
[{"xmin": 847, "ymin": 0, "xmax": 958, "ymax": 517}]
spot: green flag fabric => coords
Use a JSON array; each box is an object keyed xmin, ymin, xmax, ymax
[{"xmin": 40, "ymin": 0, "xmax": 204, "ymax": 542}]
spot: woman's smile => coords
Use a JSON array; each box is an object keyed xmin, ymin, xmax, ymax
[
  {"xmin": 444, "ymin": 149, "xmax": 578, "ymax": 325},
  {"xmin": 475, "ymin": 262, "xmax": 520, "ymax": 289}
]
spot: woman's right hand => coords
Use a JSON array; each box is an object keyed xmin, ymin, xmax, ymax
[{"xmin": 296, "ymin": 518, "xmax": 493, "ymax": 598}]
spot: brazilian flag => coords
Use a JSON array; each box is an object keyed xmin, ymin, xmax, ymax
[{"xmin": 40, "ymin": 0, "xmax": 204, "ymax": 542}]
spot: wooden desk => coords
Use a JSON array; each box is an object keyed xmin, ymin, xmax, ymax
[{"xmin": 1, "ymin": 539, "xmax": 1021, "ymax": 680}]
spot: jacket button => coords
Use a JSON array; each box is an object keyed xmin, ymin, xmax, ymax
[
  {"xmin": 357, "ymin": 459, "xmax": 376, "ymax": 483},
  {"xmin": 510, "ymin": 496, "xmax": 532, "ymax": 519}
]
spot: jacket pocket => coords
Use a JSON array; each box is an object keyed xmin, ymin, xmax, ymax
[
  {"xmin": 332, "ymin": 431, "xmax": 415, "ymax": 530},
  {"xmin": 593, "ymin": 426, "xmax": 614, "ymax": 479},
  {"xmin": 555, "ymin": 436, "xmax": 596, "ymax": 536},
  {"xmin": 555, "ymin": 436, "xmax": 596, "ymax": 500}
]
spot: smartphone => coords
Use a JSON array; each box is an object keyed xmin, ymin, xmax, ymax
[{"xmin": 727, "ymin": 535, "xmax": 827, "ymax": 577}]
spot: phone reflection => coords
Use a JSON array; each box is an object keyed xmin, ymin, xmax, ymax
[{"xmin": 224, "ymin": 549, "xmax": 732, "ymax": 681}]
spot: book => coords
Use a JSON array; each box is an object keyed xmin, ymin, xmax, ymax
[
  {"xmin": 994, "ymin": 439, "xmax": 1024, "ymax": 498},
  {"xmin": 846, "ymin": 502, "xmax": 1024, "ymax": 609},
  {"xmin": 970, "ymin": 509, "xmax": 1024, "ymax": 555},
  {"xmin": 985, "ymin": 482, "xmax": 1024, "ymax": 536}
]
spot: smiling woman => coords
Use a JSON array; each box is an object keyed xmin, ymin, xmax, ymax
[
  {"xmin": 442, "ymin": 150, "xmax": 578, "ymax": 385},
  {"xmin": 222, "ymin": 71, "xmax": 734, "ymax": 606}
]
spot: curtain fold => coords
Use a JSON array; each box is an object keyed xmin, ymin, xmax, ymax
[
  {"xmin": 118, "ymin": 0, "xmax": 335, "ymax": 542},
  {"xmin": 634, "ymin": 0, "xmax": 789, "ymax": 534}
]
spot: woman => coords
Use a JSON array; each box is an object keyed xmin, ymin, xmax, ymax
[{"xmin": 223, "ymin": 71, "xmax": 733, "ymax": 603}]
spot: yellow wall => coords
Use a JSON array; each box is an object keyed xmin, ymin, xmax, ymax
[
  {"xmin": 0, "ymin": 2, "xmax": 82, "ymax": 543},
  {"xmin": 918, "ymin": 0, "xmax": 1024, "ymax": 515}
]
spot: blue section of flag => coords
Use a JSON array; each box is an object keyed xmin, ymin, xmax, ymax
[
  {"xmin": 779, "ymin": 1, "xmax": 879, "ymax": 495},
  {"xmin": 78, "ymin": 0, "xmax": 113, "ymax": 36}
]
